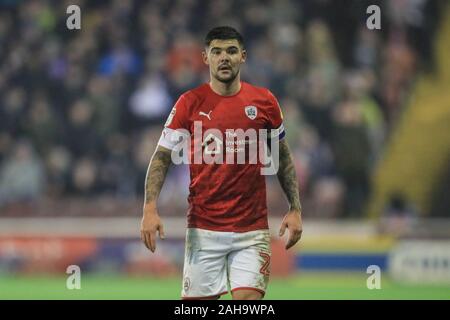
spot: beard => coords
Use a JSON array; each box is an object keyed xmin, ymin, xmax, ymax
[{"xmin": 213, "ymin": 68, "xmax": 239, "ymax": 83}]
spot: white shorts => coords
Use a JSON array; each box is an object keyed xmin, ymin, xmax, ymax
[{"xmin": 181, "ymin": 228, "xmax": 271, "ymax": 299}]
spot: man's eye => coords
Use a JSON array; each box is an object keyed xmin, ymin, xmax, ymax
[{"xmin": 228, "ymin": 49, "xmax": 238, "ymax": 54}]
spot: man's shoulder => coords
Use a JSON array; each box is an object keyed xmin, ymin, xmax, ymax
[
  {"xmin": 242, "ymin": 81, "xmax": 273, "ymax": 99},
  {"xmin": 180, "ymin": 83, "xmax": 209, "ymax": 102}
]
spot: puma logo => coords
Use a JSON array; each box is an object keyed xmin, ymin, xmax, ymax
[{"xmin": 199, "ymin": 110, "xmax": 212, "ymax": 120}]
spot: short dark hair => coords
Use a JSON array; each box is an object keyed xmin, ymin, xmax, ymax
[{"xmin": 205, "ymin": 26, "xmax": 244, "ymax": 48}]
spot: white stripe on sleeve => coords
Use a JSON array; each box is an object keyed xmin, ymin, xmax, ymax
[{"xmin": 157, "ymin": 127, "xmax": 190, "ymax": 151}]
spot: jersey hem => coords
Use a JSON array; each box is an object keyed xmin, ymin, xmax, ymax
[{"xmin": 186, "ymin": 224, "xmax": 269, "ymax": 233}]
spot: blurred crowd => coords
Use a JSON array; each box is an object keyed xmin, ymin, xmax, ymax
[{"xmin": 0, "ymin": 0, "xmax": 442, "ymax": 217}]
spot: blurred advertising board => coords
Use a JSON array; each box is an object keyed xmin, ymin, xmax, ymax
[
  {"xmin": 0, "ymin": 236, "xmax": 294, "ymax": 276},
  {"xmin": 388, "ymin": 240, "xmax": 450, "ymax": 284}
]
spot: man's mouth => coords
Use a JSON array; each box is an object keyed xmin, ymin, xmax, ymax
[{"xmin": 219, "ymin": 65, "xmax": 232, "ymax": 71}]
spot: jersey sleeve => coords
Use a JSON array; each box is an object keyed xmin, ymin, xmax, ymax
[
  {"xmin": 266, "ymin": 90, "xmax": 286, "ymax": 140},
  {"xmin": 158, "ymin": 94, "xmax": 191, "ymax": 150}
]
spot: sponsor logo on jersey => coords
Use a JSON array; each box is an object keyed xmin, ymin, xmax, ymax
[{"xmin": 199, "ymin": 110, "xmax": 212, "ymax": 120}]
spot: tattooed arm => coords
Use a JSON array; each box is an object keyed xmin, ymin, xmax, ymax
[
  {"xmin": 276, "ymin": 139, "xmax": 303, "ymax": 250},
  {"xmin": 141, "ymin": 145, "xmax": 172, "ymax": 252},
  {"xmin": 144, "ymin": 145, "xmax": 172, "ymax": 205},
  {"xmin": 277, "ymin": 139, "xmax": 302, "ymax": 212}
]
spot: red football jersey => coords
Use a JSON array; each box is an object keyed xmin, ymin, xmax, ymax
[{"xmin": 158, "ymin": 81, "xmax": 285, "ymax": 232}]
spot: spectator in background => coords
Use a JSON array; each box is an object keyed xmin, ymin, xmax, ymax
[
  {"xmin": 379, "ymin": 193, "xmax": 419, "ymax": 237},
  {"xmin": 300, "ymin": 20, "xmax": 340, "ymax": 141},
  {"xmin": 65, "ymin": 99, "xmax": 101, "ymax": 158},
  {"xmin": 292, "ymin": 125, "xmax": 338, "ymax": 218},
  {"xmin": 97, "ymin": 41, "xmax": 141, "ymax": 77},
  {"xmin": 268, "ymin": 22, "xmax": 303, "ymax": 96},
  {"xmin": 353, "ymin": 26, "xmax": 380, "ymax": 70},
  {"xmin": 296, "ymin": 125, "xmax": 335, "ymax": 186},
  {"xmin": 379, "ymin": 32, "xmax": 416, "ymax": 125},
  {"xmin": 331, "ymin": 91, "xmax": 370, "ymax": 217},
  {"xmin": 0, "ymin": 140, "xmax": 45, "ymax": 206},
  {"xmin": 23, "ymin": 92, "xmax": 61, "ymax": 155},
  {"xmin": 87, "ymin": 75, "xmax": 121, "ymax": 140},
  {"xmin": 0, "ymin": 133, "xmax": 12, "ymax": 163},
  {"xmin": 69, "ymin": 156, "xmax": 99, "ymax": 196},
  {"xmin": 165, "ymin": 32, "xmax": 205, "ymax": 96},
  {"xmin": 310, "ymin": 177, "xmax": 345, "ymax": 218},
  {"xmin": 0, "ymin": 87, "xmax": 28, "ymax": 136},
  {"xmin": 44, "ymin": 146, "xmax": 72, "ymax": 197},
  {"xmin": 345, "ymin": 70, "xmax": 386, "ymax": 165},
  {"xmin": 244, "ymin": 37, "xmax": 275, "ymax": 88},
  {"xmin": 129, "ymin": 74, "xmax": 173, "ymax": 126},
  {"xmin": 97, "ymin": 133, "xmax": 135, "ymax": 198}
]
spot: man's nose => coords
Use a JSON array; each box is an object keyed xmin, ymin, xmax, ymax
[{"xmin": 219, "ymin": 51, "xmax": 230, "ymax": 62}]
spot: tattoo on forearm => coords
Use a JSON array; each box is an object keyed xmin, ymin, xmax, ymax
[
  {"xmin": 144, "ymin": 149, "xmax": 172, "ymax": 204},
  {"xmin": 277, "ymin": 140, "xmax": 302, "ymax": 212}
]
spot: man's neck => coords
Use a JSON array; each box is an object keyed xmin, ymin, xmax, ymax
[{"xmin": 209, "ymin": 76, "xmax": 241, "ymax": 96}]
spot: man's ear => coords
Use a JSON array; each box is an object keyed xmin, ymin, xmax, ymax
[
  {"xmin": 202, "ymin": 50, "xmax": 209, "ymax": 65},
  {"xmin": 241, "ymin": 49, "xmax": 247, "ymax": 63}
]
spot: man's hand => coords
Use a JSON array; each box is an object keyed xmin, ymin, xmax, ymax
[
  {"xmin": 279, "ymin": 210, "xmax": 303, "ymax": 250},
  {"xmin": 140, "ymin": 204, "xmax": 165, "ymax": 252}
]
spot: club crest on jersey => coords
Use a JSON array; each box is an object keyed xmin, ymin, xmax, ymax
[{"xmin": 244, "ymin": 105, "xmax": 257, "ymax": 120}]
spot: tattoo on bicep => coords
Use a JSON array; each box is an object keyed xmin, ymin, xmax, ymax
[
  {"xmin": 144, "ymin": 150, "xmax": 172, "ymax": 204},
  {"xmin": 277, "ymin": 140, "xmax": 302, "ymax": 211}
]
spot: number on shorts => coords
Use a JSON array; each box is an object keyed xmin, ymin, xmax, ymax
[{"xmin": 259, "ymin": 251, "xmax": 270, "ymax": 276}]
